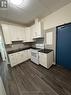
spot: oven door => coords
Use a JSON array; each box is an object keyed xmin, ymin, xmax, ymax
[{"xmin": 31, "ymin": 50, "xmax": 39, "ymax": 64}]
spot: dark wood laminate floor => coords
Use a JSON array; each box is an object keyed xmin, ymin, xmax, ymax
[{"xmin": 3, "ymin": 60, "xmax": 71, "ymax": 95}]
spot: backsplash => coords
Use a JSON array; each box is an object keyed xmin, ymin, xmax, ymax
[
  {"xmin": 32, "ymin": 38, "xmax": 44, "ymax": 48},
  {"xmin": 35, "ymin": 38, "xmax": 44, "ymax": 44},
  {"xmin": 5, "ymin": 41, "xmax": 33, "ymax": 51},
  {"xmin": 12, "ymin": 41, "xmax": 23, "ymax": 44}
]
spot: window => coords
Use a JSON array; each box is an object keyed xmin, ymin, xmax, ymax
[{"xmin": 46, "ymin": 32, "xmax": 53, "ymax": 45}]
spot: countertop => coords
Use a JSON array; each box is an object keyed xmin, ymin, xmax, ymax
[
  {"xmin": 31, "ymin": 47, "xmax": 42, "ymax": 50},
  {"xmin": 6, "ymin": 47, "xmax": 31, "ymax": 54},
  {"xmin": 39, "ymin": 49, "xmax": 53, "ymax": 54},
  {"xmin": 6, "ymin": 47, "xmax": 41, "ymax": 54},
  {"xmin": 6, "ymin": 46, "xmax": 53, "ymax": 54}
]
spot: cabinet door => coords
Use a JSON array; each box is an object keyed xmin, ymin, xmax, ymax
[
  {"xmin": 23, "ymin": 50, "xmax": 28, "ymax": 61},
  {"xmin": 35, "ymin": 22, "xmax": 42, "ymax": 38},
  {"xmin": 31, "ymin": 22, "xmax": 42, "ymax": 38},
  {"xmin": 16, "ymin": 27, "xmax": 21, "ymax": 40},
  {"xmin": 18, "ymin": 51, "xmax": 25, "ymax": 63},
  {"xmin": 10, "ymin": 25, "xmax": 18, "ymax": 41},
  {"xmin": 10, "ymin": 25, "xmax": 25, "ymax": 41},
  {"xmin": 47, "ymin": 52, "xmax": 53, "ymax": 69},
  {"xmin": 20, "ymin": 27, "xmax": 25, "ymax": 41},
  {"xmin": 9, "ymin": 54, "xmax": 17, "ymax": 67},
  {"xmin": 16, "ymin": 27, "xmax": 25, "ymax": 41},
  {"xmin": 24, "ymin": 27, "xmax": 31, "ymax": 42},
  {"xmin": 32, "ymin": 24, "xmax": 36, "ymax": 38},
  {"xmin": 2, "ymin": 24, "xmax": 12, "ymax": 44},
  {"xmin": 39, "ymin": 52, "xmax": 47, "ymax": 68},
  {"xmin": 9, "ymin": 49, "xmax": 31, "ymax": 67},
  {"xmin": 30, "ymin": 25, "xmax": 35, "ymax": 41},
  {"xmin": 13, "ymin": 26, "xmax": 23, "ymax": 41},
  {"xmin": 9, "ymin": 52, "xmax": 24, "ymax": 67},
  {"xmin": 16, "ymin": 52, "xmax": 21, "ymax": 64},
  {"xmin": 27, "ymin": 49, "xmax": 31, "ymax": 59}
]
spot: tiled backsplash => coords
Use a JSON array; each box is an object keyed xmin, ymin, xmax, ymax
[
  {"xmin": 5, "ymin": 41, "xmax": 32, "ymax": 51},
  {"xmin": 32, "ymin": 38, "xmax": 44, "ymax": 48}
]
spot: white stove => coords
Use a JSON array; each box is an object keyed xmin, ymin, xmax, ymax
[{"xmin": 31, "ymin": 44, "xmax": 44, "ymax": 64}]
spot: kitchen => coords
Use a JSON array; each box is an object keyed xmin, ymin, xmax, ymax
[
  {"xmin": 0, "ymin": 0, "xmax": 71, "ymax": 95},
  {"xmin": 2, "ymin": 19, "xmax": 54, "ymax": 68}
]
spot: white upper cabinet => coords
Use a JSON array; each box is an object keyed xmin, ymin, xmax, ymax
[
  {"xmin": 24, "ymin": 27, "xmax": 33, "ymax": 42},
  {"xmin": 10, "ymin": 25, "xmax": 25, "ymax": 41},
  {"xmin": 35, "ymin": 21, "xmax": 42, "ymax": 38},
  {"xmin": 31, "ymin": 20, "xmax": 43, "ymax": 39},
  {"xmin": 24, "ymin": 27, "xmax": 30, "ymax": 42},
  {"xmin": 20, "ymin": 27, "xmax": 25, "ymax": 41},
  {"xmin": 30, "ymin": 25, "xmax": 35, "ymax": 40},
  {"xmin": 35, "ymin": 19, "xmax": 43, "ymax": 38},
  {"xmin": 1, "ymin": 24, "xmax": 12, "ymax": 44},
  {"xmin": 1, "ymin": 22, "xmax": 44, "ymax": 44},
  {"xmin": 2, "ymin": 24, "xmax": 25, "ymax": 43},
  {"xmin": 9, "ymin": 25, "xmax": 18, "ymax": 41}
]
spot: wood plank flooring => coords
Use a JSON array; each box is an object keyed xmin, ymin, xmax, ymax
[{"xmin": 2, "ymin": 60, "xmax": 71, "ymax": 95}]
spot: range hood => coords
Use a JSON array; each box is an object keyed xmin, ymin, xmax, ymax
[{"xmin": 33, "ymin": 18, "xmax": 44, "ymax": 39}]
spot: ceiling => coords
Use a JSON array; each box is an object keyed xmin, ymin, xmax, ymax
[{"xmin": 0, "ymin": 0, "xmax": 71, "ymax": 26}]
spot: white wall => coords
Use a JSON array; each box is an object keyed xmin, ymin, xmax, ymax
[
  {"xmin": 41, "ymin": 3, "xmax": 71, "ymax": 30},
  {"xmin": 42, "ymin": 2, "xmax": 71, "ymax": 64}
]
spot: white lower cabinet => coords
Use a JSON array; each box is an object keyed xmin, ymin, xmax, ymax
[
  {"xmin": 39, "ymin": 51, "xmax": 53, "ymax": 69},
  {"xmin": 9, "ymin": 53, "xmax": 17, "ymax": 67},
  {"xmin": 24, "ymin": 50, "xmax": 28, "ymax": 61},
  {"xmin": 27, "ymin": 49, "xmax": 31, "ymax": 59},
  {"xmin": 9, "ymin": 49, "xmax": 53, "ymax": 68},
  {"xmin": 9, "ymin": 49, "xmax": 31, "ymax": 67}
]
